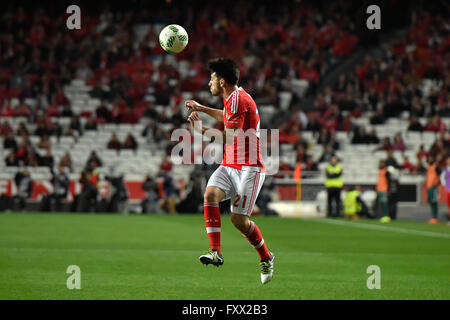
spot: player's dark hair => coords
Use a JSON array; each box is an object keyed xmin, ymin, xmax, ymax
[{"xmin": 207, "ymin": 58, "xmax": 239, "ymax": 85}]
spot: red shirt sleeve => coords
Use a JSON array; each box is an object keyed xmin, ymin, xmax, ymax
[
  {"xmin": 224, "ymin": 93, "xmax": 246, "ymax": 129},
  {"xmin": 225, "ymin": 109, "xmax": 245, "ymax": 129}
]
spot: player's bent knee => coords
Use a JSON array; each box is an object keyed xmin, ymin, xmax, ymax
[
  {"xmin": 204, "ymin": 187, "xmax": 224, "ymax": 203},
  {"xmin": 204, "ymin": 192, "xmax": 219, "ymax": 203}
]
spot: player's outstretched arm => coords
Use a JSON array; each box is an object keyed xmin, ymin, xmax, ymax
[
  {"xmin": 185, "ymin": 100, "xmax": 223, "ymax": 123},
  {"xmin": 188, "ymin": 111, "xmax": 237, "ymax": 146}
]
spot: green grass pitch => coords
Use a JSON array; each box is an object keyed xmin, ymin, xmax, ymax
[{"xmin": 0, "ymin": 212, "xmax": 449, "ymax": 300}]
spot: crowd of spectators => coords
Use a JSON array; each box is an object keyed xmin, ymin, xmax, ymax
[
  {"xmin": 0, "ymin": 1, "xmax": 360, "ymax": 123},
  {"xmin": 106, "ymin": 133, "xmax": 138, "ymax": 151},
  {"xmin": 0, "ymin": 2, "xmax": 449, "ymax": 214},
  {"xmin": 0, "ymin": 1, "xmax": 364, "ymax": 187},
  {"xmin": 277, "ymin": 9, "xmax": 449, "ymax": 174}
]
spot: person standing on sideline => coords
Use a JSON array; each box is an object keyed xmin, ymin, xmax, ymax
[
  {"xmin": 440, "ymin": 156, "xmax": 450, "ymax": 225},
  {"xmin": 387, "ymin": 165, "xmax": 400, "ymax": 220},
  {"xmin": 426, "ymin": 156, "xmax": 441, "ymax": 224},
  {"xmin": 343, "ymin": 186, "xmax": 362, "ymax": 220},
  {"xmin": 13, "ymin": 169, "xmax": 33, "ymax": 211},
  {"xmin": 41, "ymin": 166, "xmax": 70, "ymax": 212},
  {"xmin": 377, "ymin": 160, "xmax": 391, "ymax": 223},
  {"xmin": 141, "ymin": 175, "xmax": 160, "ymax": 214},
  {"xmin": 325, "ymin": 155, "xmax": 343, "ymax": 217}
]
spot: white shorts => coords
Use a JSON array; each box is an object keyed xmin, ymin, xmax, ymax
[{"xmin": 206, "ymin": 165, "xmax": 265, "ymax": 216}]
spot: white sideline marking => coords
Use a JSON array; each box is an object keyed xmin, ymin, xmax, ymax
[
  {"xmin": 0, "ymin": 247, "xmax": 201, "ymax": 253},
  {"xmin": 312, "ymin": 219, "xmax": 450, "ymax": 239}
]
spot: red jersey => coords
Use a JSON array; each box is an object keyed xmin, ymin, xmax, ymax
[{"xmin": 222, "ymin": 87, "xmax": 265, "ymax": 171}]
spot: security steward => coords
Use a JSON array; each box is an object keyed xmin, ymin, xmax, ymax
[
  {"xmin": 343, "ymin": 186, "xmax": 362, "ymax": 220},
  {"xmin": 325, "ymin": 155, "xmax": 343, "ymax": 217}
]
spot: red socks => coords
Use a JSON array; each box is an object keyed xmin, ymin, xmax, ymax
[
  {"xmin": 204, "ymin": 202, "xmax": 270, "ymax": 261},
  {"xmin": 242, "ymin": 221, "xmax": 271, "ymax": 261},
  {"xmin": 204, "ymin": 202, "xmax": 221, "ymax": 254}
]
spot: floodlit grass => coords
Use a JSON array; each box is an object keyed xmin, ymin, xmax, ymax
[{"xmin": 0, "ymin": 213, "xmax": 449, "ymax": 299}]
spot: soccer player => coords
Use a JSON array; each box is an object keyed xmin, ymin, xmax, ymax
[
  {"xmin": 185, "ymin": 58, "xmax": 274, "ymax": 284},
  {"xmin": 426, "ymin": 156, "xmax": 441, "ymax": 224},
  {"xmin": 440, "ymin": 156, "xmax": 450, "ymax": 224},
  {"xmin": 377, "ymin": 160, "xmax": 390, "ymax": 223}
]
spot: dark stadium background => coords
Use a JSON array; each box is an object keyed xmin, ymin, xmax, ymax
[
  {"xmin": 0, "ymin": 0, "xmax": 449, "ymax": 302},
  {"xmin": 0, "ymin": 0, "xmax": 448, "ymax": 218}
]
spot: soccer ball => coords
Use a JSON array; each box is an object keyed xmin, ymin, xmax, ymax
[{"xmin": 159, "ymin": 24, "xmax": 189, "ymax": 54}]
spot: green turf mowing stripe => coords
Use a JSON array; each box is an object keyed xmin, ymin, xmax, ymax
[
  {"xmin": 313, "ymin": 219, "xmax": 450, "ymax": 239},
  {"xmin": 0, "ymin": 213, "xmax": 449, "ymax": 299}
]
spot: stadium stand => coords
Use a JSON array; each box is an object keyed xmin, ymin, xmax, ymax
[{"xmin": 0, "ymin": 1, "xmax": 448, "ymax": 216}]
